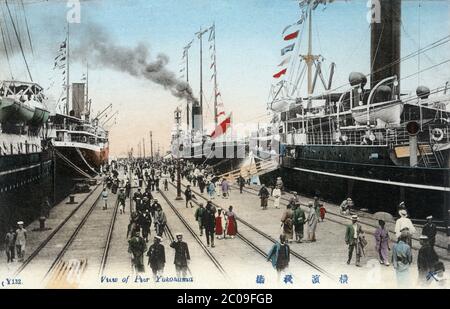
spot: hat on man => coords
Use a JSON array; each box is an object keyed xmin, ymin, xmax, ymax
[
  {"xmin": 399, "ymin": 209, "xmax": 407, "ymax": 217},
  {"xmin": 292, "ymin": 191, "xmax": 297, "ymax": 195},
  {"xmin": 419, "ymin": 235, "xmax": 428, "ymax": 240},
  {"xmin": 17, "ymin": 221, "xmax": 24, "ymax": 225},
  {"xmin": 154, "ymin": 236, "xmax": 162, "ymax": 241},
  {"xmin": 426, "ymin": 215, "xmax": 433, "ymax": 220},
  {"xmin": 175, "ymin": 232, "xmax": 183, "ymax": 237},
  {"xmin": 400, "ymin": 226, "xmax": 409, "ymax": 232},
  {"xmin": 351, "ymin": 215, "xmax": 358, "ymax": 220},
  {"xmin": 308, "ymin": 201, "xmax": 313, "ymax": 207}
]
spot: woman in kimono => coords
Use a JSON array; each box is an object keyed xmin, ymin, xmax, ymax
[
  {"xmin": 374, "ymin": 220, "xmax": 390, "ymax": 266},
  {"xmin": 215, "ymin": 208, "xmax": 225, "ymax": 239},
  {"xmin": 208, "ymin": 181, "xmax": 216, "ymax": 199},
  {"xmin": 221, "ymin": 178, "xmax": 230, "ymax": 198},
  {"xmin": 280, "ymin": 204, "xmax": 294, "ymax": 242},
  {"xmin": 267, "ymin": 235, "xmax": 290, "ymax": 282},
  {"xmin": 272, "ymin": 186, "xmax": 282, "ymax": 209},
  {"xmin": 225, "ymin": 206, "xmax": 237, "ymax": 239},
  {"xmin": 306, "ymin": 202, "xmax": 318, "ymax": 242}
]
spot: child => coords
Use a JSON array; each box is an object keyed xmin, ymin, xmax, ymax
[
  {"xmin": 319, "ymin": 203, "xmax": 326, "ymax": 222},
  {"xmin": 5, "ymin": 228, "xmax": 16, "ymax": 263}
]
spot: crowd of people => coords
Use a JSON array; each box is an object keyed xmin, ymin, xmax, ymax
[
  {"xmin": 114, "ymin": 158, "xmax": 241, "ymax": 279},
  {"xmin": 2, "ymin": 155, "xmax": 446, "ymax": 288},
  {"xmin": 260, "ymin": 177, "xmax": 446, "ymax": 286}
]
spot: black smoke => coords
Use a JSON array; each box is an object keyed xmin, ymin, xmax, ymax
[{"xmin": 74, "ymin": 25, "xmax": 197, "ymax": 103}]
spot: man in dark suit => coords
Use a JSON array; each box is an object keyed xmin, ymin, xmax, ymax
[
  {"xmin": 203, "ymin": 201, "xmax": 217, "ymax": 247},
  {"xmin": 237, "ymin": 175, "xmax": 245, "ymax": 194},
  {"xmin": 184, "ymin": 185, "xmax": 194, "ymax": 208},
  {"xmin": 422, "ymin": 215, "xmax": 437, "ymax": 247},
  {"xmin": 417, "ymin": 235, "xmax": 439, "ymax": 285},
  {"xmin": 258, "ymin": 184, "xmax": 270, "ymax": 210},
  {"xmin": 128, "ymin": 230, "xmax": 147, "ymax": 273},
  {"xmin": 170, "ymin": 233, "xmax": 191, "ymax": 277},
  {"xmin": 147, "ymin": 236, "xmax": 165, "ymax": 281}
]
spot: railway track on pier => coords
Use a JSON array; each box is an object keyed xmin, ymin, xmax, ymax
[
  {"xmin": 158, "ymin": 189, "xmax": 228, "ymax": 279},
  {"xmin": 14, "ymin": 182, "xmax": 102, "ymax": 277},
  {"xmin": 44, "ymin": 196, "xmax": 119, "ymax": 287},
  {"xmin": 171, "ymin": 182, "xmax": 336, "ymax": 280},
  {"xmin": 13, "ymin": 173, "xmax": 125, "ymax": 287}
]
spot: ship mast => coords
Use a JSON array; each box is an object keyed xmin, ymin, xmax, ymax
[
  {"xmin": 65, "ymin": 23, "xmax": 70, "ymax": 115},
  {"xmin": 196, "ymin": 27, "xmax": 208, "ymax": 135},
  {"xmin": 211, "ymin": 23, "xmax": 218, "ymax": 128},
  {"xmin": 199, "ymin": 27, "xmax": 204, "ymax": 134},
  {"xmin": 185, "ymin": 47, "xmax": 190, "ymax": 128},
  {"xmin": 301, "ymin": 6, "xmax": 320, "ymax": 99},
  {"xmin": 86, "ymin": 62, "xmax": 90, "ymax": 120}
]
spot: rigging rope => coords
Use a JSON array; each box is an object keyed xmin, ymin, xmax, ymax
[
  {"xmin": 4, "ymin": 0, "xmax": 33, "ymax": 81},
  {"xmin": 0, "ymin": 24, "xmax": 13, "ymax": 79},
  {"xmin": 75, "ymin": 147, "xmax": 100, "ymax": 176},
  {"xmin": 325, "ymin": 35, "xmax": 450, "ymax": 95},
  {"xmin": 54, "ymin": 149, "xmax": 93, "ymax": 179},
  {"xmin": 20, "ymin": 0, "xmax": 34, "ymax": 57},
  {"xmin": 1, "ymin": 3, "xmax": 16, "ymax": 70},
  {"xmin": 370, "ymin": 23, "xmax": 384, "ymax": 73}
]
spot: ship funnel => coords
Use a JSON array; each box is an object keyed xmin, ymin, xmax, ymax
[
  {"xmin": 371, "ymin": 0, "xmax": 401, "ymax": 90},
  {"xmin": 71, "ymin": 83, "xmax": 86, "ymax": 119},
  {"xmin": 191, "ymin": 101, "xmax": 203, "ymax": 134},
  {"xmin": 416, "ymin": 86, "xmax": 430, "ymax": 99}
]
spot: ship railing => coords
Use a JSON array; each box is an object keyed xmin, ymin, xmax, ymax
[
  {"xmin": 284, "ymin": 128, "xmax": 391, "ymax": 146},
  {"xmin": 386, "ymin": 127, "xmax": 409, "ymax": 146},
  {"xmin": 72, "ymin": 136, "xmax": 97, "ymax": 145}
]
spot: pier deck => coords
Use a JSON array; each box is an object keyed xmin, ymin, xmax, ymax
[{"xmin": 1, "ymin": 172, "xmax": 448, "ymax": 288}]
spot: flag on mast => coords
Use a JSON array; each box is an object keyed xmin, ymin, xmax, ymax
[
  {"xmin": 208, "ymin": 24, "xmax": 215, "ymax": 41},
  {"xmin": 273, "ymin": 68, "xmax": 287, "ymax": 79},
  {"xmin": 210, "ymin": 114, "xmax": 231, "ymax": 139},
  {"xmin": 281, "ymin": 43, "xmax": 295, "ymax": 56},
  {"xmin": 278, "ymin": 56, "xmax": 291, "ymax": 67},
  {"xmin": 283, "ymin": 30, "xmax": 299, "ymax": 41}
]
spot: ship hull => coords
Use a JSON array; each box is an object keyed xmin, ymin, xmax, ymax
[
  {"xmin": 260, "ymin": 145, "xmax": 449, "ymax": 219},
  {"xmin": 0, "ymin": 151, "xmax": 54, "ymax": 240},
  {"xmin": 54, "ymin": 143, "xmax": 109, "ymax": 178}
]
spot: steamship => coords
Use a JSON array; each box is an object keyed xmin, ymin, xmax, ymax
[
  {"xmin": 260, "ymin": 0, "xmax": 450, "ymax": 219},
  {"xmin": 0, "ymin": 81, "xmax": 53, "ymax": 238},
  {"xmin": 49, "ymin": 83, "xmax": 109, "ymax": 179},
  {"xmin": 49, "ymin": 27, "xmax": 109, "ymax": 180},
  {"xmin": 171, "ymin": 25, "xmax": 248, "ymax": 173},
  {"xmin": 0, "ymin": 8, "xmax": 55, "ymax": 240}
]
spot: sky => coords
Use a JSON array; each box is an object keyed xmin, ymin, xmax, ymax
[{"xmin": 0, "ymin": 0, "xmax": 449, "ymax": 157}]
